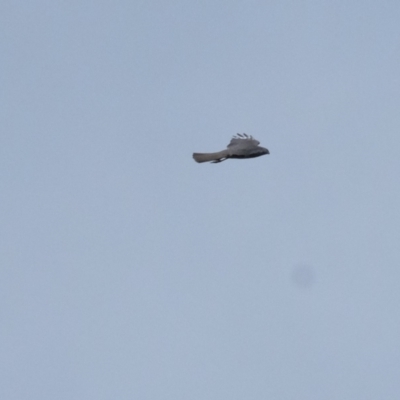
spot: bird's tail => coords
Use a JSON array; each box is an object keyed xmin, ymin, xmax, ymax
[{"xmin": 192, "ymin": 150, "xmax": 229, "ymax": 163}]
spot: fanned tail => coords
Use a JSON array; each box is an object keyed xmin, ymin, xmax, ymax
[{"xmin": 192, "ymin": 150, "xmax": 229, "ymax": 163}]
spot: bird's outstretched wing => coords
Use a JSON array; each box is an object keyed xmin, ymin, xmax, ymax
[{"xmin": 227, "ymin": 133, "xmax": 260, "ymax": 148}]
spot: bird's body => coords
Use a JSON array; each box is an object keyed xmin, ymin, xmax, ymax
[{"xmin": 193, "ymin": 133, "xmax": 269, "ymax": 163}]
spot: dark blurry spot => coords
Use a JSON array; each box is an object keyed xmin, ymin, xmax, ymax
[{"xmin": 291, "ymin": 265, "xmax": 316, "ymax": 289}]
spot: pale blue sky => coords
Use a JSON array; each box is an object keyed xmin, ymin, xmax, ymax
[{"xmin": 2, "ymin": 1, "xmax": 400, "ymax": 399}]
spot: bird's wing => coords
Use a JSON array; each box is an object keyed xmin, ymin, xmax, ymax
[{"xmin": 227, "ymin": 133, "xmax": 260, "ymax": 148}]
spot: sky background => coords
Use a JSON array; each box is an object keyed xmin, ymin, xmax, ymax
[{"xmin": 2, "ymin": 1, "xmax": 400, "ymax": 399}]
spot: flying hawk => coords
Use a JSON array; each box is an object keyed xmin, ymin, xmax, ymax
[{"xmin": 193, "ymin": 134, "xmax": 269, "ymax": 163}]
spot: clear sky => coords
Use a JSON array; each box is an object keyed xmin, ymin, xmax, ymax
[{"xmin": 2, "ymin": 1, "xmax": 400, "ymax": 399}]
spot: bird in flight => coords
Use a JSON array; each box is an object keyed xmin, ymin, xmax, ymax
[{"xmin": 193, "ymin": 133, "xmax": 269, "ymax": 163}]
